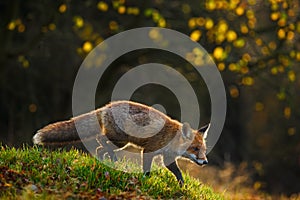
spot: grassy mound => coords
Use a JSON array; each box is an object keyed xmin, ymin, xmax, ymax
[{"xmin": 0, "ymin": 145, "xmax": 224, "ymax": 199}]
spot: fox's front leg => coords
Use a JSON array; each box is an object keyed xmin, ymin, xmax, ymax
[
  {"xmin": 96, "ymin": 135, "xmax": 117, "ymax": 161},
  {"xmin": 163, "ymin": 156, "xmax": 184, "ymax": 186}
]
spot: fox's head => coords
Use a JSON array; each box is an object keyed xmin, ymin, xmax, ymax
[{"xmin": 180, "ymin": 123, "xmax": 209, "ymax": 166}]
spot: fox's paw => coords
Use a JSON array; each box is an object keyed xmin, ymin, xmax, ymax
[{"xmin": 143, "ymin": 171, "xmax": 151, "ymax": 177}]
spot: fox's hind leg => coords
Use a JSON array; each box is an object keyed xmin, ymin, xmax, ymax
[
  {"xmin": 142, "ymin": 153, "xmax": 154, "ymax": 176},
  {"xmin": 96, "ymin": 134, "xmax": 117, "ymax": 161}
]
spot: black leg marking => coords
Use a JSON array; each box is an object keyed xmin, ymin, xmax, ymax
[{"xmin": 164, "ymin": 157, "xmax": 184, "ymax": 186}]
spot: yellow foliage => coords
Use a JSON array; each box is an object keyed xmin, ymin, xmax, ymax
[
  {"xmin": 58, "ymin": 4, "xmax": 67, "ymax": 13},
  {"xmin": 18, "ymin": 55, "xmax": 25, "ymax": 62},
  {"xmin": 216, "ymin": 33, "xmax": 226, "ymax": 43},
  {"xmin": 158, "ymin": 18, "xmax": 166, "ymax": 27},
  {"xmin": 278, "ymin": 65, "xmax": 284, "ymax": 73},
  {"xmin": 255, "ymin": 38, "xmax": 262, "ymax": 46},
  {"xmin": 18, "ymin": 24, "xmax": 26, "ymax": 32},
  {"xmin": 271, "ymin": 67, "xmax": 278, "ymax": 75},
  {"xmin": 278, "ymin": 18, "xmax": 286, "ymax": 27},
  {"xmin": 118, "ymin": 6, "xmax": 126, "ymax": 14},
  {"xmin": 284, "ymin": 107, "xmax": 291, "ymax": 119},
  {"xmin": 127, "ymin": 7, "xmax": 140, "ymax": 15},
  {"xmin": 277, "ymin": 29, "xmax": 285, "ymax": 39},
  {"xmin": 242, "ymin": 53, "xmax": 251, "ymax": 62},
  {"xmin": 23, "ymin": 60, "xmax": 30, "ymax": 68},
  {"xmin": 253, "ymin": 181, "xmax": 262, "ymax": 190},
  {"xmin": 248, "ymin": 18, "xmax": 256, "ymax": 29},
  {"xmin": 268, "ymin": 41, "xmax": 277, "ymax": 50},
  {"xmin": 97, "ymin": 1, "xmax": 108, "ymax": 11},
  {"xmin": 229, "ymin": 63, "xmax": 237, "ymax": 71},
  {"xmin": 261, "ymin": 46, "xmax": 270, "ymax": 55},
  {"xmin": 188, "ymin": 18, "xmax": 196, "ymax": 29},
  {"xmin": 240, "ymin": 66, "xmax": 249, "ymax": 74},
  {"xmin": 233, "ymin": 38, "xmax": 245, "ymax": 48},
  {"xmin": 217, "ymin": 1, "xmax": 228, "ymax": 9},
  {"xmin": 48, "ymin": 23, "xmax": 56, "ymax": 31},
  {"xmin": 152, "ymin": 11, "xmax": 160, "ymax": 22},
  {"xmin": 277, "ymin": 91, "xmax": 286, "ymax": 100},
  {"xmin": 218, "ymin": 21, "xmax": 228, "ymax": 33},
  {"xmin": 248, "ymin": 0, "xmax": 256, "ymax": 5},
  {"xmin": 230, "ymin": 0, "xmax": 240, "ymax": 5},
  {"xmin": 271, "ymin": 2, "xmax": 279, "ymax": 11},
  {"xmin": 190, "ymin": 30, "xmax": 202, "ymax": 42},
  {"xmin": 229, "ymin": 85, "xmax": 239, "ymax": 98},
  {"xmin": 287, "ymin": 31, "xmax": 294, "ymax": 40},
  {"xmin": 240, "ymin": 24, "xmax": 249, "ymax": 34},
  {"xmin": 205, "ymin": 18, "xmax": 214, "ymax": 29},
  {"xmin": 289, "ymin": 50, "xmax": 296, "ymax": 58},
  {"xmin": 82, "ymin": 41, "xmax": 93, "ymax": 53},
  {"xmin": 288, "ymin": 71, "xmax": 296, "ymax": 82},
  {"xmin": 235, "ymin": 6, "xmax": 244, "ymax": 16},
  {"xmin": 255, "ymin": 102, "xmax": 264, "ymax": 111},
  {"xmin": 206, "ymin": 0, "xmax": 216, "ymax": 11},
  {"xmin": 182, "ymin": 4, "xmax": 191, "ymax": 14},
  {"xmin": 282, "ymin": 1, "xmax": 288, "ymax": 9},
  {"xmin": 270, "ymin": 12, "xmax": 280, "ymax": 21},
  {"xmin": 246, "ymin": 10, "xmax": 255, "ymax": 19},
  {"xmin": 226, "ymin": 30, "xmax": 237, "ymax": 42},
  {"xmin": 228, "ymin": 0, "xmax": 238, "ymax": 10},
  {"xmin": 196, "ymin": 17, "xmax": 206, "ymax": 26},
  {"xmin": 296, "ymin": 52, "xmax": 300, "ymax": 61},
  {"xmin": 7, "ymin": 20, "xmax": 23, "ymax": 31},
  {"xmin": 73, "ymin": 16, "xmax": 84, "ymax": 28},
  {"xmin": 242, "ymin": 76, "xmax": 254, "ymax": 86},
  {"xmin": 7, "ymin": 22, "xmax": 16, "ymax": 30},
  {"xmin": 288, "ymin": 8, "xmax": 295, "ymax": 17},
  {"xmin": 109, "ymin": 21, "xmax": 119, "ymax": 31},
  {"xmin": 288, "ymin": 128, "xmax": 295, "ymax": 136},
  {"xmin": 218, "ymin": 62, "xmax": 226, "ymax": 71},
  {"xmin": 289, "ymin": 24, "xmax": 295, "ymax": 30},
  {"xmin": 213, "ymin": 47, "xmax": 224, "ymax": 60},
  {"xmin": 76, "ymin": 47, "xmax": 83, "ymax": 56}
]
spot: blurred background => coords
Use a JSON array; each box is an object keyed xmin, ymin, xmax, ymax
[{"xmin": 0, "ymin": 0, "xmax": 299, "ymax": 198}]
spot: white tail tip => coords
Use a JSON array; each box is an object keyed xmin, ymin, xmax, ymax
[{"xmin": 32, "ymin": 131, "xmax": 43, "ymax": 145}]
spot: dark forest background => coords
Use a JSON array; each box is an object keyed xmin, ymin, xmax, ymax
[{"xmin": 0, "ymin": 0, "xmax": 300, "ymax": 197}]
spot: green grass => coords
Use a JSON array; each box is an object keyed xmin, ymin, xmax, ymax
[{"xmin": 0, "ymin": 145, "xmax": 224, "ymax": 199}]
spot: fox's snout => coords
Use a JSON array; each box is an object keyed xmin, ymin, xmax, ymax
[
  {"xmin": 197, "ymin": 159, "xmax": 208, "ymax": 165},
  {"xmin": 182, "ymin": 152, "xmax": 208, "ymax": 166}
]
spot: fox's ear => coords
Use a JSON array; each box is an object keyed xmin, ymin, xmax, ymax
[
  {"xmin": 198, "ymin": 123, "xmax": 210, "ymax": 139},
  {"xmin": 182, "ymin": 122, "xmax": 193, "ymax": 140}
]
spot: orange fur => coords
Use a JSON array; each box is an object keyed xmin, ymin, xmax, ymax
[{"xmin": 33, "ymin": 100, "xmax": 208, "ymax": 185}]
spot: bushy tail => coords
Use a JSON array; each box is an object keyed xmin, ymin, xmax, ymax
[
  {"xmin": 33, "ymin": 111, "xmax": 102, "ymax": 148},
  {"xmin": 33, "ymin": 120, "xmax": 83, "ymax": 147}
]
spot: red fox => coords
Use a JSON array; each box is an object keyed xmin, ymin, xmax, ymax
[{"xmin": 33, "ymin": 100, "xmax": 209, "ymax": 185}]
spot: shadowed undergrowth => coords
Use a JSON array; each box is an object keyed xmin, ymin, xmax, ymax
[{"xmin": 0, "ymin": 145, "xmax": 223, "ymax": 199}]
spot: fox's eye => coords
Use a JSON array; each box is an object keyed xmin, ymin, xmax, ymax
[{"xmin": 193, "ymin": 147, "xmax": 200, "ymax": 151}]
